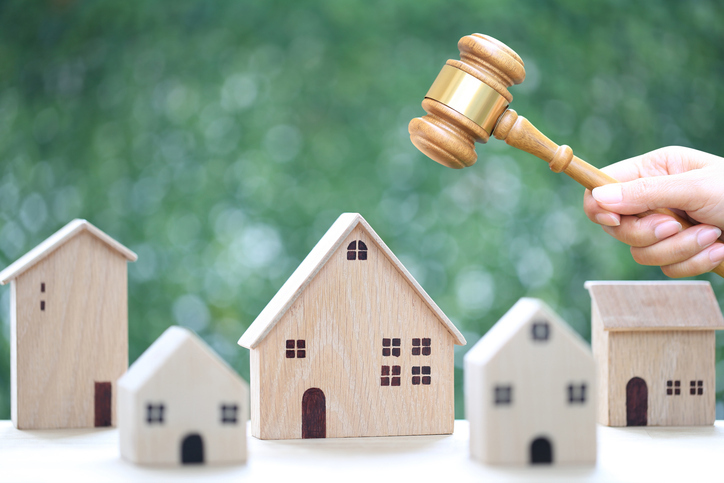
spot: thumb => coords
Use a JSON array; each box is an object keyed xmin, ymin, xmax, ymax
[{"xmin": 591, "ymin": 173, "xmax": 703, "ymax": 215}]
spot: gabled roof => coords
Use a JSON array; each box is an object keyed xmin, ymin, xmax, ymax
[
  {"xmin": 465, "ymin": 297, "xmax": 591, "ymax": 367},
  {"xmin": 239, "ymin": 213, "xmax": 465, "ymax": 349},
  {"xmin": 585, "ymin": 281, "xmax": 724, "ymax": 331},
  {"xmin": 0, "ymin": 219, "xmax": 137, "ymax": 285},
  {"xmin": 119, "ymin": 326, "xmax": 247, "ymax": 393}
]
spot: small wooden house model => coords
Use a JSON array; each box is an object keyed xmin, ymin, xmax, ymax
[
  {"xmin": 238, "ymin": 213, "xmax": 466, "ymax": 440},
  {"xmin": 464, "ymin": 298, "xmax": 596, "ymax": 466},
  {"xmin": 586, "ymin": 281, "xmax": 724, "ymax": 427},
  {"xmin": 0, "ymin": 219, "xmax": 137, "ymax": 429},
  {"xmin": 118, "ymin": 326, "xmax": 249, "ymax": 465}
]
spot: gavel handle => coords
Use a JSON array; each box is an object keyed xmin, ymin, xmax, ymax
[{"xmin": 493, "ymin": 109, "xmax": 724, "ymax": 278}]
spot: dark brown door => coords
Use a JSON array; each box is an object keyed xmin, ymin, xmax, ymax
[
  {"xmin": 626, "ymin": 377, "xmax": 648, "ymax": 426},
  {"xmin": 302, "ymin": 388, "xmax": 326, "ymax": 438},
  {"xmin": 94, "ymin": 382, "xmax": 112, "ymax": 427},
  {"xmin": 530, "ymin": 437, "xmax": 553, "ymax": 464}
]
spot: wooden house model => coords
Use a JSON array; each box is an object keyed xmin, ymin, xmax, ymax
[
  {"xmin": 586, "ymin": 281, "xmax": 724, "ymax": 427},
  {"xmin": 238, "ymin": 213, "xmax": 466, "ymax": 440},
  {"xmin": 464, "ymin": 298, "xmax": 596, "ymax": 466},
  {"xmin": 118, "ymin": 326, "xmax": 249, "ymax": 465},
  {"xmin": 0, "ymin": 219, "xmax": 137, "ymax": 429}
]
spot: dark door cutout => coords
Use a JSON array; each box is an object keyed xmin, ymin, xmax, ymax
[
  {"xmin": 530, "ymin": 437, "xmax": 553, "ymax": 464},
  {"xmin": 94, "ymin": 382, "xmax": 112, "ymax": 427},
  {"xmin": 302, "ymin": 388, "xmax": 326, "ymax": 439},
  {"xmin": 626, "ymin": 377, "xmax": 648, "ymax": 426},
  {"xmin": 181, "ymin": 434, "xmax": 204, "ymax": 464}
]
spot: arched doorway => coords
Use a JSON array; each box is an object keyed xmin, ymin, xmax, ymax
[
  {"xmin": 530, "ymin": 437, "xmax": 553, "ymax": 464},
  {"xmin": 181, "ymin": 433, "xmax": 204, "ymax": 464},
  {"xmin": 302, "ymin": 388, "xmax": 326, "ymax": 438},
  {"xmin": 626, "ymin": 377, "xmax": 648, "ymax": 426}
]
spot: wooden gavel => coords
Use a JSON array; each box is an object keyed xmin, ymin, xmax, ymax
[{"xmin": 409, "ymin": 33, "xmax": 724, "ymax": 278}]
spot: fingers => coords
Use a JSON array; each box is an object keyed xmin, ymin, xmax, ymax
[
  {"xmin": 660, "ymin": 242, "xmax": 724, "ymax": 278},
  {"xmin": 600, "ymin": 214, "xmax": 682, "ymax": 247},
  {"xmin": 591, "ymin": 171, "xmax": 707, "ymax": 215},
  {"xmin": 583, "ymin": 189, "xmax": 620, "ymax": 227},
  {"xmin": 629, "ymin": 225, "xmax": 721, "ymax": 266}
]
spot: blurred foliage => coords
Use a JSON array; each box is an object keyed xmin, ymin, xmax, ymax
[{"xmin": 1, "ymin": 0, "xmax": 724, "ymax": 420}]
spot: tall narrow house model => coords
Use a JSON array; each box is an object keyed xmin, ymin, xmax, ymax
[
  {"xmin": 238, "ymin": 213, "xmax": 466, "ymax": 440},
  {"xmin": 586, "ymin": 281, "xmax": 724, "ymax": 427},
  {"xmin": 464, "ymin": 298, "xmax": 596, "ymax": 466},
  {"xmin": 0, "ymin": 219, "xmax": 137, "ymax": 429}
]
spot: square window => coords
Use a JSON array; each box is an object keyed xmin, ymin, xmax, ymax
[
  {"xmin": 391, "ymin": 377, "xmax": 401, "ymax": 386},
  {"xmin": 568, "ymin": 383, "xmax": 586, "ymax": 404},
  {"xmin": 221, "ymin": 404, "xmax": 238, "ymax": 424},
  {"xmin": 675, "ymin": 388, "xmax": 680, "ymax": 395},
  {"xmin": 297, "ymin": 350, "xmax": 306, "ymax": 358},
  {"xmin": 146, "ymin": 403, "xmax": 164, "ymax": 424},
  {"xmin": 286, "ymin": 340, "xmax": 295, "ymax": 349},
  {"xmin": 358, "ymin": 251, "xmax": 367, "ymax": 261},
  {"xmin": 412, "ymin": 367, "xmax": 420, "ymax": 375},
  {"xmin": 392, "ymin": 365, "xmax": 401, "ymax": 376},
  {"xmin": 347, "ymin": 251, "xmax": 356, "ymax": 261},
  {"xmin": 381, "ymin": 366, "xmax": 390, "ymax": 376},
  {"xmin": 383, "ymin": 338, "xmax": 391, "ymax": 347},
  {"xmin": 297, "ymin": 340, "xmax": 305, "ymax": 349},
  {"xmin": 422, "ymin": 338, "xmax": 431, "ymax": 346},
  {"xmin": 422, "ymin": 347, "xmax": 431, "ymax": 356},
  {"xmin": 675, "ymin": 381, "xmax": 680, "ymax": 387},
  {"xmin": 392, "ymin": 348, "xmax": 400, "ymax": 357},
  {"xmin": 412, "ymin": 347, "xmax": 420, "ymax": 356},
  {"xmin": 286, "ymin": 350, "xmax": 295, "ymax": 358},
  {"xmin": 531, "ymin": 322, "xmax": 550, "ymax": 341},
  {"xmin": 667, "ymin": 380, "xmax": 673, "ymax": 387},
  {"xmin": 412, "ymin": 338, "xmax": 420, "ymax": 346},
  {"xmin": 495, "ymin": 385, "xmax": 512, "ymax": 405},
  {"xmin": 698, "ymin": 387, "xmax": 703, "ymax": 395},
  {"xmin": 381, "ymin": 377, "xmax": 390, "ymax": 386},
  {"xmin": 667, "ymin": 389, "xmax": 673, "ymax": 395},
  {"xmin": 392, "ymin": 338, "xmax": 401, "ymax": 346},
  {"xmin": 412, "ymin": 376, "xmax": 420, "ymax": 385},
  {"xmin": 382, "ymin": 348, "xmax": 391, "ymax": 356},
  {"xmin": 690, "ymin": 380, "xmax": 696, "ymax": 387},
  {"xmin": 422, "ymin": 366, "xmax": 431, "ymax": 375},
  {"xmin": 422, "ymin": 376, "xmax": 431, "ymax": 385}
]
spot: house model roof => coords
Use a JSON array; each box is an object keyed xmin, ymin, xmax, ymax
[
  {"xmin": 585, "ymin": 281, "xmax": 724, "ymax": 331},
  {"xmin": 239, "ymin": 213, "xmax": 466, "ymax": 349},
  {"xmin": 119, "ymin": 326, "xmax": 246, "ymax": 393},
  {"xmin": 0, "ymin": 219, "xmax": 137, "ymax": 285},
  {"xmin": 465, "ymin": 297, "xmax": 591, "ymax": 367}
]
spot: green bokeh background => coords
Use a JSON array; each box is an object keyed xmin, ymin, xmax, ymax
[{"xmin": 1, "ymin": 0, "xmax": 724, "ymax": 420}]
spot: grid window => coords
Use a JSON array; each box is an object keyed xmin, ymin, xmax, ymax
[
  {"xmin": 285, "ymin": 339, "xmax": 306, "ymax": 359},
  {"xmin": 412, "ymin": 366, "xmax": 431, "ymax": 385},
  {"xmin": 531, "ymin": 321, "xmax": 550, "ymax": 341},
  {"xmin": 666, "ymin": 380, "xmax": 681, "ymax": 395},
  {"xmin": 568, "ymin": 383, "xmax": 587, "ymax": 404},
  {"xmin": 41, "ymin": 282, "xmax": 45, "ymax": 292},
  {"xmin": 690, "ymin": 380, "xmax": 704, "ymax": 396},
  {"xmin": 381, "ymin": 365, "xmax": 401, "ymax": 386},
  {"xmin": 494, "ymin": 385, "xmax": 512, "ymax": 405},
  {"xmin": 382, "ymin": 338, "xmax": 401, "ymax": 357},
  {"xmin": 221, "ymin": 404, "xmax": 238, "ymax": 424},
  {"xmin": 412, "ymin": 338, "xmax": 431, "ymax": 356},
  {"xmin": 347, "ymin": 240, "xmax": 368, "ymax": 261},
  {"xmin": 146, "ymin": 403, "xmax": 164, "ymax": 424}
]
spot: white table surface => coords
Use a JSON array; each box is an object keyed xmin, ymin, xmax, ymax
[{"xmin": 1, "ymin": 420, "xmax": 723, "ymax": 482}]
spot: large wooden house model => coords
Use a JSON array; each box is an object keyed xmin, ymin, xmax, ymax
[
  {"xmin": 118, "ymin": 326, "xmax": 249, "ymax": 465},
  {"xmin": 586, "ymin": 281, "xmax": 724, "ymax": 427},
  {"xmin": 238, "ymin": 213, "xmax": 466, "ymax": 440},
  {"xmin": 464, "ymin": 298, "xmax": 596, "ymax": 466},
  {"xmin": 0, "ymin": 219, "xmax": 137, "ymax": 429}
]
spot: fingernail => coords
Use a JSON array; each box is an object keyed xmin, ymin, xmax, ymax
[
  {"xmin": 697, "ymin": 227, "xmax": 722, "ymax": 248},
  {"xmin": 595, "ymin": 213, "xmax": 620, "ymax": 227},
  {"xmin": 654, "ymin": 221, "xmax": 682, "ymax": 240},
  {"xmin": 709, "ymin": 244, "xmax": 724, "ymax": 264},
  {"xmin": 592, "ymin": 184, "xmax": 623, "ymax": 204}
]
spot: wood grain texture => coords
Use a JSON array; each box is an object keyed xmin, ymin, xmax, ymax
[
  {"xmin": 118, "ymin": 326, "xmax": 248, "ymax": 466},
  {"xmin": 587, "ymin": 281, "xmax": 721, "ymax": 427},
  {"xmin": 11, "ymin": 229, "xmax": 129, "ymax": 429},
  {"xmin": 465, "ymin": 298, "xmax": 596, "ymax": 466},
  {"xmin": 243, "ymin": 215, "xmax": 462, "ymax": 440}
]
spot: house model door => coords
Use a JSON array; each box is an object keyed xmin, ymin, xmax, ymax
[
  {"xmin": 94, "ymin": 382, "xmax": 112, "ymax": 427},
  {"xmin": 626, "ymin": 377, "xmax": 648, "ymax": 426},
  {"xmin": 302, "ymin": 388, "xmax": 326, "ymax": 438}
]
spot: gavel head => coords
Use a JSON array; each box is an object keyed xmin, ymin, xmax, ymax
[{"xmin": 408, "ymin": 34, "xmax": 526, "ymax": 169}]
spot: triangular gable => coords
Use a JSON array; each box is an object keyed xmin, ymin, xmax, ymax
[
  {"xmin": 239, "ymin": 213, "xmax": 465, "ymax": 349},
  {"xmin": 0, "ymin": 219, "xmax": 137, "ymax": 285},
  {"xmin": 119, "ymin": 326, "xmax": 247, "ymax": 394},
  {"xmin": 465, "ymin": 298, "xmax": 591, "ymax": 367},
  {"xmin": 585, "ymin": 281, "xmax": 724, "ymax": 331}
]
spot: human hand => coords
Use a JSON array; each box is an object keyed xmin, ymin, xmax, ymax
[{"xmin": 583, "ymin": 146, "xmax": 724, "ymax": 278}]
